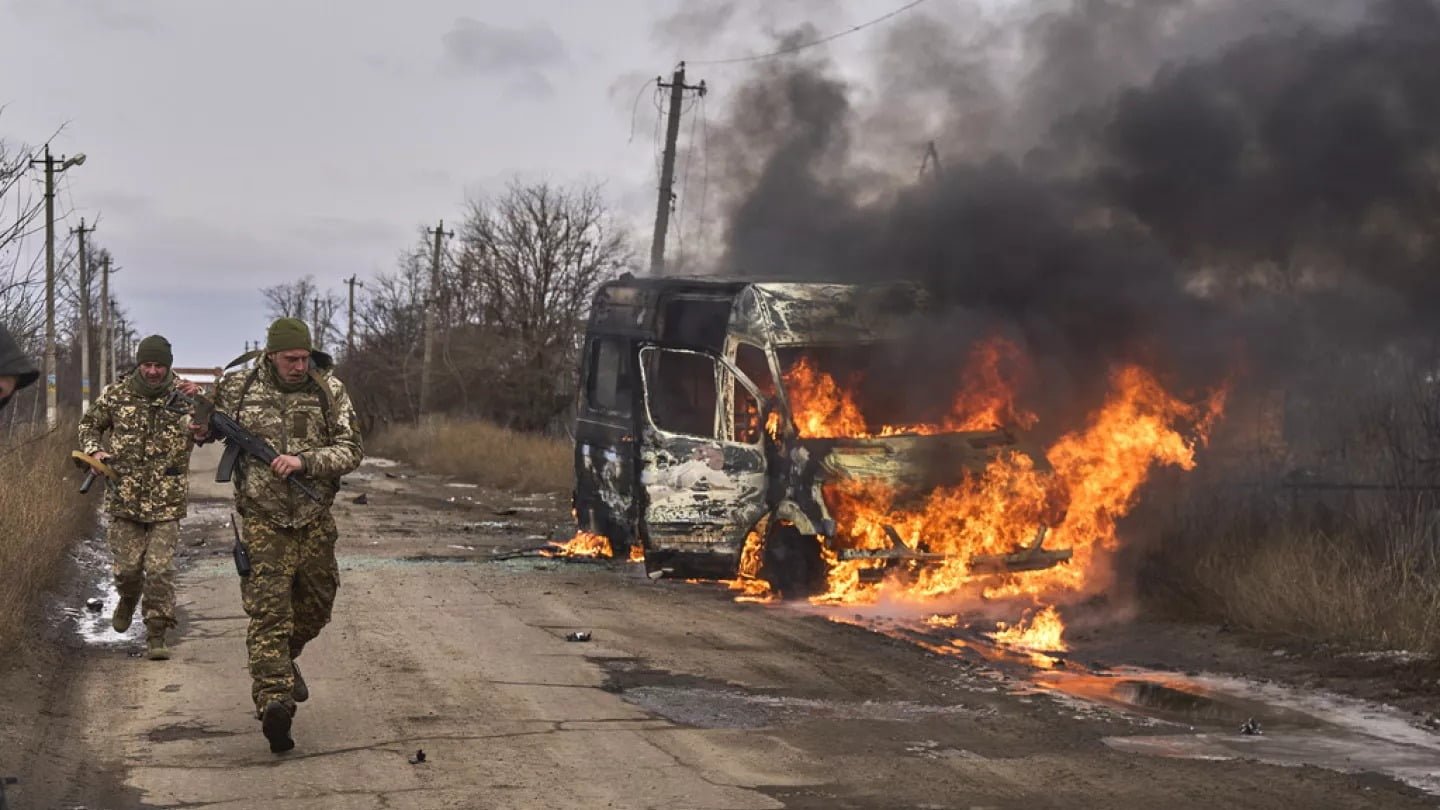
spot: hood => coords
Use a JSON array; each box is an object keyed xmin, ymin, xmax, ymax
[
  {"xmin": 0, "ymin": 325, "xmax": 39, "ymax": 390},
  {"xmin": 802, "ymin": 430, "xmax": 1049, "ymax": 491}
]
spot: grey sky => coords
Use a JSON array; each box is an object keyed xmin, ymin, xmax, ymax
[{"xmin": 0, "ymin": 0, "xmax": 931, "ymax": 367}]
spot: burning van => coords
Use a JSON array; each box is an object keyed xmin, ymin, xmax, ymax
[{"xmin": 573, "ymin": 276, "xmax": 1073, "ymax": 597}]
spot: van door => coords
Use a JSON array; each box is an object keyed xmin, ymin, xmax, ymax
[
  {"xmin": 574, "ymin": 336, "xmax": 639, "ymax": 550},
  {"xmin": 636, "ymin": 346, "xmax": 770, "ymax": 556}
]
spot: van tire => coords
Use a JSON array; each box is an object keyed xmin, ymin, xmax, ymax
[{"xmin": 761, "ymin": 525, "xmax": 825, "ymax": 600}]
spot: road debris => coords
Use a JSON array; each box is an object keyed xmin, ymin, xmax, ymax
[
  {"xmin": 1240, "ymin": 717, "xmax": 1263, "ymax": 736},
  {"xmin": 85, "ymin": 597, "xmax": 103, "ymax": 612},
  {"xmin": 566, "ymin": 631, "xmax": 592, "ymax": 642},
  {"xmin": 352, "ymin": 494, "xmax": 369, "ymax": 505},
  {"xmin": 408, "ymin": 749, "xmax": 426, "ymax": 764}
]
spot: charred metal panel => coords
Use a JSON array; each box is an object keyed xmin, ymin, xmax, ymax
[
  {"xmin": 638, "ymin": 430, "xmax": 768, "ymax": 554},
  {"xmin": 730, "ymin": 282, "xmax": 931, "ymax": 347}
]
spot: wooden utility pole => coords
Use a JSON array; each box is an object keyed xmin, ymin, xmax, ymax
[
  {"xmin": 312, "ymin": 296, "xmax": 323, "ymax": 350},
  {"xmin": 108, "ymin": 297, "xmax": 119, "ymax": 383},
  {"xmin": 919, "ymin": 140, "xmax": 943, "ymax": 184},
  {"xmin": 420, "ymin": 220, "xmax": 452, "ymax": 418},
  {"xmin": 649, "ymin": 62, "xmax": 705, "ymax": 275},
  {"xmin": 99, "ymin": 255, "xmax": 111, "ymax": 389},
  {"xmin": 70, "ymin": 218, "xmax": 95, "ymax": 411},
  {"xmin": 345, "ymin": 274, "xmax": 364, "ymax": 357},
  {"xmin": 29, "ymin": 145, "xmax": 85, "ymax": 428}
]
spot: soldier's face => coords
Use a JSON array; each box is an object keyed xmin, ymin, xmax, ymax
[
  {"xmin": 271, "ymin": 350, "xmax": 311, "ymax": 384},
  {"xmin": 0, "ymin": 375, "xmax": 15, "ymax": 400},
  {"xmin": 139, "ymin": 362, "xmax": 168, "ymax": 385}
]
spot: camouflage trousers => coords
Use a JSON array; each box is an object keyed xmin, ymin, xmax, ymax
[
  {"xmin": 239, "ymin": 511, "xmax": 339, "ymax": 715},
  {"xmin": 107, "ymin": 516, "xmax": 179, "ymax": 630}
]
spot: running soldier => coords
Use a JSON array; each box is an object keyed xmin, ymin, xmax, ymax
[
  {"xmin": 193, "ymin": 318, "xmax": 362, "ymax": 753},
  {"xmin": 78, "ymin": 335, "xmax": 199, "ymax": 660}
]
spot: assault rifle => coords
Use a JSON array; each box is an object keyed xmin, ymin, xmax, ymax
[{"xmin": 169, "ymin": 390, "xmax": 321, "ymax": 503}]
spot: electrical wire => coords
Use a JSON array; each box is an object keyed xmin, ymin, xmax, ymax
[
  {"xmin": 626, "ymin": 76, "xmax": 659, "ymax": 144},
  {"xmin": 688, "ymin": 0, "xmax": 932, "ymax": 66}
]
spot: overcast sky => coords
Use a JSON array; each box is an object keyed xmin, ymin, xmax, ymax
[{"xmin": 0, "ymin": 0, "xmax": 914, "ymax": 367}]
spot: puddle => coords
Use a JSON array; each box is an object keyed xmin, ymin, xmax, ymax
[
  {"xmin": 63, "ymin": 539, "xmax": 135, "ymax": 647},
  {"xmin": 445, "ymin": 483, "xmax": 479, "ymax": 490},
  {"xmin": 840, "ymin": 613, "xmax": 1440, "ymax": 796},
  {"xmin": 365, "ymin": 457, "xmax": 400, "ymax": 468}
]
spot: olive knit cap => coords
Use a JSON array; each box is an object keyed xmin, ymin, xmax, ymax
[
  {"xmin": 136, "ymin": 335, "xmax": 173, "ymax": 367},
  {"xmin": 265, "ymin": 318, "xmax": 313, "ymax": 353}
]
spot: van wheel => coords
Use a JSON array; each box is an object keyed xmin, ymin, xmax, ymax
[{"xmin": 760, "ymin": 526, "xmax": 825, "ymax": 600}]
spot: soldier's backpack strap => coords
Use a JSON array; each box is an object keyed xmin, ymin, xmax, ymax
[
  {"xmin": 235, "ymin": 366, "xmax": 262, "ymax": 423},
  {"xmin": 307, "ymin": 369, "xmax": 335, "ymax": 439}
]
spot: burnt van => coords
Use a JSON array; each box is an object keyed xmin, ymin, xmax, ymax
[{"xmin": 572, "ymin": 276, "xmax": 1070, "ymax": 596}]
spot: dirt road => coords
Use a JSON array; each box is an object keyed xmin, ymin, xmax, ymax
[{"xmin": 3, "ymin": 446, "xmax": 1436, "ymax": 809}]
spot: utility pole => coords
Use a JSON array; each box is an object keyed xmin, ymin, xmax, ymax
[
  {"xmin": 649, "ymin": 62, "xmax": 705, "ymax": 275},
  {"xmin": 919, "ymin": 140, "xmax": 944, "ymax": 184},
  {"xmin": 99, "ymin": 256, "xmax": 111, "ymax": 389},
  {"xmin": 109, "ymin": 297, "xmax": 119, "ymax": 383},
  {"xmin": 420, "ymin": 220, "xmax": 452, "ymax": 419},
  {"xmin": 29, "ymin": 145, "xmax": 86, "ymax": 428},
  {"xmin": 312, "ymin": 296, "xmax": 323, "ymax": 350},
  {"xmin": 70, "ymin": 218, "xmax": 96, "ymax": 411},
  {"xmin": 345, "ymin": 274, "xmax": 364, "ymax": 357}
]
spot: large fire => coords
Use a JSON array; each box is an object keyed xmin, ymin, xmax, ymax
[{"xmin": 771, "ymin": 337, "xmax": 1227, "ymax": 650}]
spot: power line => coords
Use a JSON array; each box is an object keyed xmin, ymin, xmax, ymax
[
  {"xmin": 689, "ymin": 0, "xmax": 932, "ymax": 66},
  {"xmin": 626, "ymin": 76, "xmax": 658, "ymax": 144}
]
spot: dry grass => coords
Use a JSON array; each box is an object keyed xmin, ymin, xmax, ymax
[
  {"xmin": 1141, "ymin": 487, "xmax": 1440, "ymax": 654},
  {"xmin": 369, "ymin": 417, "xmax": 573, "ymax": 493},
  {"xmin": 0, "ymin": 419, "xmax": 99, "ymax": 649}
]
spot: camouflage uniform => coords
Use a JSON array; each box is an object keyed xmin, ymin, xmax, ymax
[
  {"xmin": 77, "ymin": 373, "xmax": 193, "ymax": 632},
  {"xmin": 212, "ymin": 359, "xmax": 362, "ymax": 716}
]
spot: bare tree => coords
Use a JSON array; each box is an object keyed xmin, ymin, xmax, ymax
[
  {"xmin": 336, "ymin": 180, "xmax": 632, "ymax": 432},
  {"xmin": 261, "ymin": 274, "xmax": 340, "ymax": 348},
  {"xmin": 451, "ymin": 181, "xmax": 631, "ymax": 429}
]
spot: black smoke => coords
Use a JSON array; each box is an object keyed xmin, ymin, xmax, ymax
[{"xmin": 690, "ymin": 0, "xmax": 1440, "ymax": 434}]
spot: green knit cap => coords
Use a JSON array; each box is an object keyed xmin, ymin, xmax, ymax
[
  {"xmin": 265, "ymin": 318, "xmax": 313, "ymax": 353},
  {"xmin": 136, "ymin": 335, "xmax": 173, "ymax": 367}
]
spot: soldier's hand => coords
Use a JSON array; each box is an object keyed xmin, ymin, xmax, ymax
[
  {"xmin": 92, "ymin": 450, "xmax": 112, "ymax": 463},
  {"xmin": 271, "ymin": 454, "xmax": 304, "ymax": 479},
  {"xmin": 177, "ymin": 380, "xmax": 203, "ymax": 396},
  {"xmin": 188, "ymin": 422, "xmax": 211, "ymax": 442}
]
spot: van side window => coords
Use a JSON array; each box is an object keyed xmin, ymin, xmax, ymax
[
  {"xmin": 645, "ymin": 349, "xmax": 717, "ymax": 438},
  {"xmin": 732, "ymin": 383, "xmax": 763, "ymax": 444},
  {"xmin": 586, "ymin": 338, "xmax": 632, "ymax": 416},
  {"xmin": 736, "ymin": 343, "xmax": 774, "ymax": 397}
]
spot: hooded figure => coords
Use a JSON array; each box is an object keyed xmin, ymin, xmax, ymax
[{"xmin": 0, "ymin": 324, "xmax": 40, "ymax": 411}]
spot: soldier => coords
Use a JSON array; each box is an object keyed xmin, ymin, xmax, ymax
[
  {"xmin": 77, "ymin": 335, "xmax": 200, "ymax": 660},
  {"xmin": 192, "ymin": 318, "xmax": 361, "ymax": 753},
  {"xmin": 0, "ymin": 324, "xmax": 39, "ymax": 410}
]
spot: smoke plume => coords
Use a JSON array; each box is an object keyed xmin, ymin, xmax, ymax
[{"xmin": 671, "ymin": 0, "xmax": 1440, "ymax": 429}]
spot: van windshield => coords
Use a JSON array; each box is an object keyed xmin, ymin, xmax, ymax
[{"xmin": 774, "ymin": 345, "xmax": 1019, "ymax": 438}]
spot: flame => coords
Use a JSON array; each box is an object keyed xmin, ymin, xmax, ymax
[
  {"xmin": 723, "ymin": 528, "xmax": 776, "ymax": 603},
  {"xmin": 542, "ymin": 531, "xmax": 613, "ymax": 558},
  {"xmin": 628, "ymin": 541, "xmax": 645, "ymax": 563},
  {"xmin": 988, "ymin": 605, "xmax": 1068, "ymax": 652},
  {"xmin": 782, "ymin": 338, "xmax": 1036, "ymax": 438}
]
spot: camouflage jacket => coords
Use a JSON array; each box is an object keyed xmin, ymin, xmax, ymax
[
  {"xmin": 77, "ymin": 374, "xmax": 194, "ymax": 522},
  {"xmin": 212, "ymin": 362, "xmax": 363, "ymax": 528}
]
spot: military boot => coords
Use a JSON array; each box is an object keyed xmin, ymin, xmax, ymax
[
  {"xmin": 261, "ymin": 701, "xmax": 295, "ymax": 753},
  {"xmin": 145, "ymin": 622, "xmax": 170, "ymax": 661},
  {"xmin": 111, "ymin": 594, "xmax": 139, "ymax": 633},
  {"xmin": 291, "ymin": 660, "xmax": 309, "ymax": 703}
]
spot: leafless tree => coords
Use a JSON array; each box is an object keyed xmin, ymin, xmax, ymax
[
  {"xmin": 261, "ymin": 274, "xmax": 341, "ymax": 349},
  {"xmin": 337, "ymin": 180, "xmax": 632, "ymax": 431}
]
